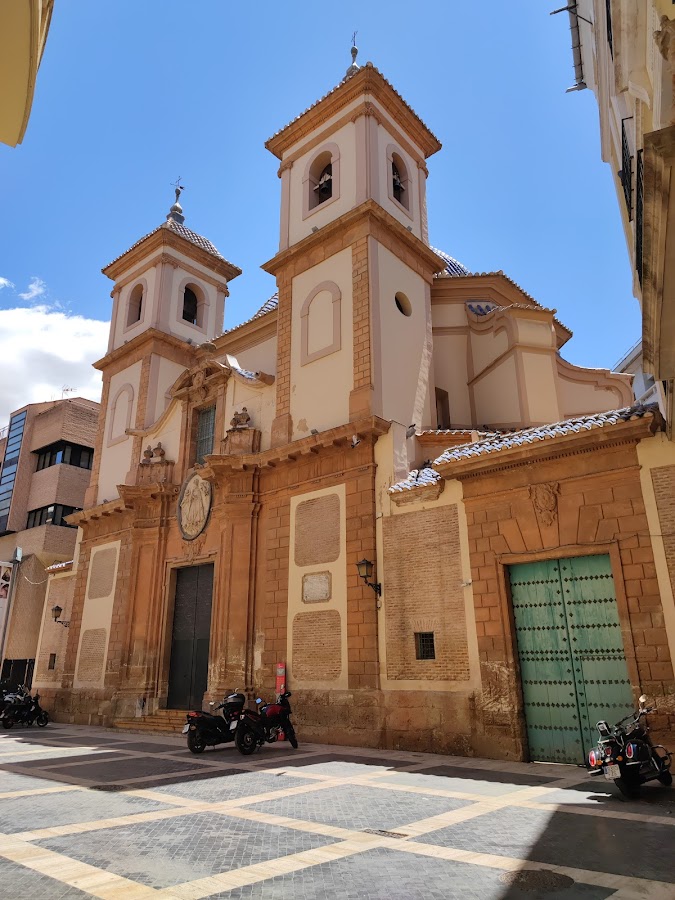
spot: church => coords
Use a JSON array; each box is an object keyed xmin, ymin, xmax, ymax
[{"xmin": 34, "ymin": 51, "xmax": 675, "ymax": 765}]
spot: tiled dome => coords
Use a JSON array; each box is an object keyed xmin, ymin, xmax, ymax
[{"xmin": 430, "ymin": 246, "xmax": 471, "ymax": 277}]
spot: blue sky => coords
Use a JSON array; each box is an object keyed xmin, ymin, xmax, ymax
[{"xmin": 0, "ymin": 1, "xmax": 640, "ymax": 421}]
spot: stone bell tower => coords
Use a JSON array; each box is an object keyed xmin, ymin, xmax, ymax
[
  {"xmin": 85, "ymin": 190, "xmax": 241, "ymax": 507},
  {"xmin": 263, "ymin": 47, "xmax": 445, "ymax": 448}
]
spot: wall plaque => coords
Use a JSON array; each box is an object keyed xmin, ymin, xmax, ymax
[
  {"xmin": 302, "ymin": 571, "xmax": 332, "ymax": 603},
  {"xmin": 178, "ymin": 473, "xmax": 212, "ymax": 540}
]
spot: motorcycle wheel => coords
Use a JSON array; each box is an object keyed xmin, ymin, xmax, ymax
[
  {"xmin": 36, "ymin": 711, "xmax": 49, "ymax": 727},
  {"xmin": 286, "ymin": 724, "xmax": 298, "ymax": 749},
  {"xmin": 615, "ymin": 776, "xmax": 641, "ymax": 799},
  {"xmin": 657, "ymin": 771, "xmax": 673, "ymax": 786},
  {"xmin": 1, "ymin": 718, "xmax": 13, "ymax": 729},
  {"xmin": 187, "ymin": 730, "xmax": 206, "ymax": 754},
  {"xmin": 235, "ymin": 725, "xmax": 258, "ymax": 756}
]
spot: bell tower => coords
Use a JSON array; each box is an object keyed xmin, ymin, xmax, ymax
[
  {"xmin": 85, "ymin": 192, "xmax": 241, "ymax": 507},
  {"xmin": 263, "ymin": 48, "xmax": 445, "ymax": 447}
]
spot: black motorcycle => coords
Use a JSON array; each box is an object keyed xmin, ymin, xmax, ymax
[
  {"xmin": 235, "ymin": 691, "xmax": 298, "ymax": 755},
  {"xmin": 587, "ymin": 694, "xmax": 672, "ymax": 798},
  {"xmin": 0, "ymin": 689, "xmax": 49, "ymax": 729},
  {"xmin": 182, "ymin": 692, "xmax": 246, "ymax": 753}
]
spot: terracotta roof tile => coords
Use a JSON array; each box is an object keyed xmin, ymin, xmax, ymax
[
  {"xmin": 220, "ymin": 292, "xmax": 278, "ymax": 338},
  {"xmin": 105, "ymin": 218, "xmax": 232, "ymax": 269}
]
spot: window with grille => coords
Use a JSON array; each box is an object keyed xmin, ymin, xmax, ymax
[
  {"xmin": 636, "ymin": 149, "xmax": 644, "ymax": 285},
  {"xmin": 619, "ymin": 118, "xmax": 633, "ymax": 221},
  {"xmin": 415, "ymin": 632, "xmax": 435, "ymax": 660},
  {"xmin": 195, "ymin": 406, "xmax": 216, "ymax": 464}
]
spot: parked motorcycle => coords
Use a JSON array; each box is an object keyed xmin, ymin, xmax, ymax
[
  {"xmin": 182, "ymin": 692, "xmax": 246, "ymax": 754},
  {"xmin": 235, "ymin": 691, "xmax": 298, "ymax": 755},
  {"xmin": 0, "ymin": 689, "xmax": 49, "ymax": 729},
  {"xmin": 587, "ymin": 694, "xmax": 672, "ymax": 798}
]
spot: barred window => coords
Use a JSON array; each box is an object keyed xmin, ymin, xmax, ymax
[
  {"xmin": 195, "ymin": 406, "xmax": 216, "ymax": 464},
  {"xmin": 415, "ymin": 632, "xmax": 435, "ymax": 660}
]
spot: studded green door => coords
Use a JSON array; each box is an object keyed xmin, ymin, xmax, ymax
[{"xmin": 509, "ymin": 554, "xmax": 634, "ymax": 764}]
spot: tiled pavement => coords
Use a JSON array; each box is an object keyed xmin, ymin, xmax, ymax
[{"xmin": 0, "ymin": 725, "xmax": 674, "ymax": 898}]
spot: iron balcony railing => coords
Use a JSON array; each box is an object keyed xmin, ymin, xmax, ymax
[
  {"xmin": 620, "ymin": 118, "xmax": 633, "ymax": 221},
  {"xmin": 606, "ymin": 0, "xmax": 614, "ymax": 58},
  {"xmin": 636, "ymin": 148, "xmax": 644, "ymax": 285}
]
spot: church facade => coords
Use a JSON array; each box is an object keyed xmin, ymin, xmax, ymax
[{"xmin": 34, "ymin": 57, "xmax": 675, "ymax": 763}]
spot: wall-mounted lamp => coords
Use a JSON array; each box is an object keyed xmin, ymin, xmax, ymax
[
  {"xmin": 356, "ymin": 558, "xmax": 381, "ymax": 596},
  {"xmin": 51, "ymin": 605, "xmax": 70, "ymax": 628}
]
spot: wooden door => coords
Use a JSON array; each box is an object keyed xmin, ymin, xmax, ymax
[
  {"xmin": 509, "ymin": 554, "xmax": 633, "ymax": 764},
  {"xmin": 167, "ymin": 564, "xmax": 214, "ymax": 710}
]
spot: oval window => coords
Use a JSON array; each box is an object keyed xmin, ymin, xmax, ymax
[{"xmin": 395, "ymin": 292, "xmax": 412, "ymax": 317}]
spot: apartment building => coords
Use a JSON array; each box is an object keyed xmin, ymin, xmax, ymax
[{"xmin": 0, "ymin": 397, "xmax": 98, "ymax": 686}]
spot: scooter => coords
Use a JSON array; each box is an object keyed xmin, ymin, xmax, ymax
[
  {"xmin": 0, "ymin": 689, "xmax": 49, "ymax": 729},
  {"xmin": 235, "ymin": 691, "xmax": 298, "ymax": 755},
  {"xmin": 182, "ymin": 692, "xmax": 246, "ymax": 753},
  {"xmin": 587, "ymin": 694, "xmax": 672, "ymax": 798}
]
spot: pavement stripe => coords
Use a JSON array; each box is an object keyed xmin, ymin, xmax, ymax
[{"xmin": 0, "ymin": 832, "xmax": 161, "ymax": 898}]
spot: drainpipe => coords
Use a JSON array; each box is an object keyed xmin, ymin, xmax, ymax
[{"xmin": 551, "ymin": 4, "xmax": 590, "ymax": 92}]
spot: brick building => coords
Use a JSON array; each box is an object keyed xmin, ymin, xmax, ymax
[
  {"xmin": 0, "ymin": 397, "xmax": 98, "ymax": 685},
  {"xmin": 36, "ymin": 51, "xmax": 675, "ymax": 763}
]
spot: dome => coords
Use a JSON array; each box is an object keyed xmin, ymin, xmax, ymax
[{"xmin": 430, "ymin": 246, "xmax": 471, "ymax": 277}]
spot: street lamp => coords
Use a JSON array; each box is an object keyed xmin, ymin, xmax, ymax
[
  {"xmin": 51, "ymin": 605, "xmax": 70, "ymax": 628},
  {"xmin": 356, "ymin": 558, "xmax": 381, "ymax": 596}
]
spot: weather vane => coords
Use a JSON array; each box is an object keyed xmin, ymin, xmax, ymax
[
  {"xmin": 352, "ymin": 31, "xmax": 357, "ymax": 47},
  {"xmin": 171, "ymin": 176, "xmax": 185, "ymax": 204}
]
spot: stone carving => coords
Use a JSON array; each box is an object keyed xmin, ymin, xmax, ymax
[
  {"xmin": 178, "ymin": 473, "xmax": 212, "ymax": 540},
  {"xmin": 302, "ymin": 572, "xmax": 332, "ymax": 603},
  {"xmin": 152, "ymin": 442, "xmax": 165, "ymax": 459},
  {"xmin": 142, "ymin": 445, "xmax": 153, "ymax": 463},
  {"xmin": 230, "ymin": 407, "xmax": 251, "ymax": 430},
  {"xmin": 183, "ymin": 531, "xmax": 207, "ymax": 560},
  {"xmin": 529, "ymin": 482, "xmax": 560, "ymax": 527}
]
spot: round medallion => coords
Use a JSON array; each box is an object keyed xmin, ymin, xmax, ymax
[{"xmin": 177, "ymin": 473, "xmax": 212, "ymax": 541}]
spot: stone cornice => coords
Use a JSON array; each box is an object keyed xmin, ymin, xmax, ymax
[
  {"xmin": 103, "ymin": 228, "xmax": 241, "ymax": 284},
  {"xmin": 110, "ymin": 251, "xmax": 233, "ymax": 293},
  {"xmin": 261, "ymin": 199, "xmax": 446, "ymax": 280},
  {"xmin": 434, "ymin": 416, "xmax": 661, "ymax": 481},
  {"xmin": 200, "ymin": 416, "xmax": 390, "ymax": 476},
  {"xmin": 266, "ymin": 64, "xmax": 441, "ymax": 160},
  {"xmin": 92, "ymin": 327, "xmax": 196, "ymax": 373}
]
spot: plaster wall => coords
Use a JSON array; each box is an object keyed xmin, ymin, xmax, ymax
[
  {"xmin": 288, "ymin": 121, "xmax": 357, "ymax": 247},
  {"xmin": 224, "ymin": 379, "xmax": 276, "ymax": 453},
  {"xmin": 145, "ymin": 402, "xmax": 182, "ymax": 464},
  {"xmin": 98, "ymin": 362, "xmax": 141, "ymax": 504},
  {"xmin": 290, "ymin": 249, "xmax": 353, "ymax": 439},
  {"xmin": 153, "ymin": 357, "xmax": 185, "ymax": 424},
  {"xmin": 514, "ymin": 318, "xmax": 555, "ymax": 348},
  {"xmin": 431, "ymin": 302, "xmax": 468, "ymax": 328},
  {"xmin": 432, "ymin": 333, "xmax": 472, "ymax": 427},
  {"xmin": 33, "ymin": 570, "xmax": 74, "ymax": 690},
  {"xmin": 73, "ymin": 540, "xmax": 120, "ymax": 690},
  {"xmin": 473, "ymin": 356, "xmax": 521, "ymax": 426},
  {"xmin": 470, "ymin": 327, "xmax": 509, "ymax": 377},
  {"xmin": 287, "ymin": 483, "xmax": 348, "ymax": 690},
  {"xmin": 234, "ymin": 336, "xmax": 278, "ymax": 378},
  {"xmin": 557, "ymin": 368, "xmax": 630, "ymax": 416},
  {"xmin": 376, "ymin": 243, "xmax": 433, "ymax": 429},
  {"xmin": 521, "ymin": 352, "xmax": 560, "ymax": 424}
]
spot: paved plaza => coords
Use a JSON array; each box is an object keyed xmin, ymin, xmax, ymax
[{"xmin": 0, "ymin": 725, "xmax": 674, "ymax": 898}]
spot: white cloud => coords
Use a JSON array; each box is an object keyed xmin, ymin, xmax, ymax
[
  {"xmin": 0, "ymin": 304, "xmax": 109, "ymax": 423},
  {"xmin": 18, "ymin": 277, "xmax": 47, "ymax": 301},
  {"xmin": 0, "ymin": 277, "xmax": 14, "ymax": 290}
]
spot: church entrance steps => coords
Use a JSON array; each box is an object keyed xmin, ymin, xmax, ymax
[{"xmin": 112, "ymin": 709, "xmax": 188, "ymax": 735}]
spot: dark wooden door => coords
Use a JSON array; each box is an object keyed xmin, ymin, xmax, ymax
[{"xmin": 167, "ymin": 564, "xmax": 214, "ymax": 710}]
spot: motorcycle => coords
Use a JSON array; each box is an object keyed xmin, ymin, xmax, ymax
[
  {"xmin": 0, "ymin": 689, "xmax": 49, "ymax": 729},
  {"xmin": 587, "ymin": 694, "xmax": 672, "ymax": 798},
  {"xmin": 182, "ymin": 692, "xmax": 246, "ymax": 754},
  {"xmin": 235, "ymin": 691, "xmax": 298, "ymax": 756}
]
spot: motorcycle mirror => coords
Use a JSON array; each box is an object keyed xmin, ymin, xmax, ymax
[
  {"xmin": 639, "ymin": 694, "xmax": 647, "ymax": 704},
  {"xmin": 256, "ymin": 698, "xmax": 262, "ymax": 704}
]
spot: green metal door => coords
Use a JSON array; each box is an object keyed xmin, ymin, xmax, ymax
[{"xmin": 509, "ymin": 554, "xmax": 634, "ymax": 764}]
